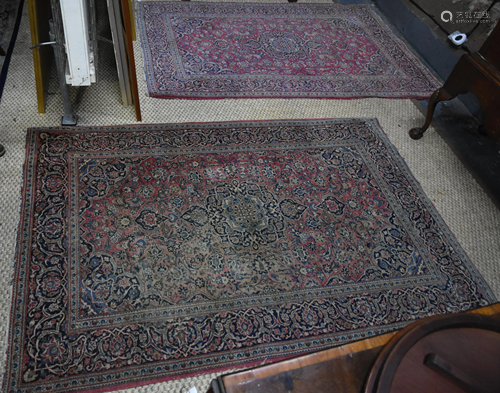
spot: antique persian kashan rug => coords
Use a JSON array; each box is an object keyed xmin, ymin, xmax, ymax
[
  {"xmin": 4, "ymin": 120, "xmax": 494, "ymax": 393},
  {"xmin": 136, "ymin": 2, "xmax": 440, "ymax": 99}
]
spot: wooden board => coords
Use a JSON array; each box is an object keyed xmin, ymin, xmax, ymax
[
  {"xmin": 127, "ymin": 0, "xmax": 136, "ymax": 41},
  {"xmin": 28, "ymin": 0, "xmax": 53, "ymax": 113},
  {"xmin": 107, "ymin": 0, "xmax": 132, "ymax": 107},
  {"xmin": 121, "ymin": 0, "xmax": 141, "ymax": 121},
  {"xmin": 107, "ymin": 0, "xmax": 141, "ymax": 120}
]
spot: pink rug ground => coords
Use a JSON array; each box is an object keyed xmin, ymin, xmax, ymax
[{"xmin": 136, "ymin": 2, "xmax": 440, "ymax": 99}]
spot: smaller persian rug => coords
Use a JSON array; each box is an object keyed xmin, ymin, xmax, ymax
[
  {"xmin": 4, "ymin": 119, "xmax": 494, "ymax": 393},
  {"xmin": 136, "ymin": 2, "xmax": 440, "ymax": 99}
]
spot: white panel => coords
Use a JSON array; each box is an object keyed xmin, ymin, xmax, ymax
[{"xmin": 59, "ymin": 0, "xmax": 95, "ymax": 86}]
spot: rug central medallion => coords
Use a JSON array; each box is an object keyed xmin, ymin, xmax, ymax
[
  {"xmin": 172, "ymin": 16, "xmax": 383, "ymax": 77},
  {"xmin": 204, "ymin": 180, "xmax": 286, "ymax": 248},
  {"xmin": 261, "ymin": 32, "xmax": 308, "ymax": 59}
]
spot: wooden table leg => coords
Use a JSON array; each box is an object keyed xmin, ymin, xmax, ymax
[
  {"xmin": 409, "ymin": 55, "xmax": 475, "ymax": 140},
  {"xmin": 410, "ymin": 53, "xmax": 500, "ymax": 141},
  {"xmin": 409, "ymin": 87, "xmax": 452, "ymax": 140}
]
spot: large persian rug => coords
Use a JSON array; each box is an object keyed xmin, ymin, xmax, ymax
[
  {"xmin": 136, "ymin": 2, "xmax": 440, "ymax": 99},
  {"xmin": 4, "ymin": 119, "xmax": 494, "ymax": 393}
]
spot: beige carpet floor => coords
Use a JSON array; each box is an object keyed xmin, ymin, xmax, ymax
[{"xmin": 0, "ymin": 1, "xmax": 499, "ymax": 392}]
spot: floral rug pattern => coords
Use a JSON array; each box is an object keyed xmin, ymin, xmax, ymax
[
  {"xmin": 4, "ymin": 119, "xmax": 493, "ymax": 393},
  {"xmin": 136, "ymin": 2, "xmax": 440, "ymax": 99}
]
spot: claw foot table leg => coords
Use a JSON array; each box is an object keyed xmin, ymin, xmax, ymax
[{"xmin": 409, "ymin": 88, "xmax": 452, "ymax": 140}]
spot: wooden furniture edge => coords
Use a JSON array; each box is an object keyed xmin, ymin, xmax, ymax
[
  {"xmin": 220, "ymin": 302, "xmax": 500, "ymax": 388},
  {"xmin": 28, "ymin": 0, "xmax": 45, "ymax": 114},
  {"xmin": 221, "ymin": 331, "xmax": 398, "ymax": 387},
  {"xmin": 121, "ymin": 0, "xmax": 141, "ymax": 121},
  {"xmin": 365, "ymin": 309, "xmax": 500, "ymax": 393},
  {"xmin": 127, "ymin": 0, "xmax": 136, "ymax": 41}
]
